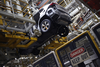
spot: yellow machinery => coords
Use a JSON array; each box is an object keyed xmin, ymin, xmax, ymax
[
  {"xmin": 26, "ymin": 31, "xmax": 100, "ymax": 67},
  {"xmin": 44, "ymin": 36, "xmax": 68, "ymax": 50},
  {"xmin": 0, "ymin": 29, "xmax": 37, "ymax": 48},
  {"xmin": 0, "ymin": 14, "xmax": 37, "ymax": 48},
  {"xmin": 55, "ymin": 31, "xmax": 100, "ymax": 67},
  {"xmin": 0, "ymin": 0, "xmax": 100, "ymax": 66},
  {"xmin": 0, "ymin": 0, "xmax": 39, "ymax": 66},
  {"xmin": 0, "ymin": 0, "xmax": 39, "ymax": 49}
]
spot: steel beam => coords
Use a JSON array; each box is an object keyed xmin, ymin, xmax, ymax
[
  {"xmin": 0, "ymin": 11, "xmax": 36, "ymax": 24},
  {"xmin": 0, "ymin": 24, "xmax": 33, "ymax": 32}
]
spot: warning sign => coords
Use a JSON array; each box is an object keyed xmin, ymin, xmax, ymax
[
  {"xmin": 70, "ymin": 47, "xmax": 85, "ymax": 58},
  {"xmin": 69, "ymin": 46, "xmax": 90, "ymax": 66}
]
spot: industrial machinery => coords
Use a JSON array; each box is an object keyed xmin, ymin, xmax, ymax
[
  {"xmin": 28, "ymin": 31, "xmax": 100, "ymax": 67},
  {"xmin": 31, "ymin": 51, "xmax": 60, "ymax": 67},
  {"xmin": 55, "ymin": 31, "xmax": 100, "ymax": 67},
  {"xmin": 91, "ymin": 22, "xmax": 100, "ymax": 48},
  {"xmin": 0, "ymin": 0, "xmax": 40, "ymax": 66},
  {"xmin": 0, "ymin": 0, "xmax": 100, "ymax": 67},
  {"xmin": 79, "ymin": 0, "xmax": 100, "ymax": 17}
]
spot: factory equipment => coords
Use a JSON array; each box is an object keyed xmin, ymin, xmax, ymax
[
  {"xmin": 31, "ymin": 51, "xmax": 60, "ymax": 67},
  {"xmin": 0, "ymin": 0, "xmax": 100, "ymax": 66},
  {"xmin": 91, "ymin": 22, "xmax": 100, "ymax": 48},
  {"xmin": 55, "ymin": 31, "xmax": 100, "ymax": 67}
]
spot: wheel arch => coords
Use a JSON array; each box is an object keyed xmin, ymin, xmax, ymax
[{"xmin": 39, "ymin": 15, "xmax": 52, "ymax": 25}]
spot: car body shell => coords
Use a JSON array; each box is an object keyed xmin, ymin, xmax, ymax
[{"xmin": 33, "ymin": 3, "xmax": 72, "ymax": 32}]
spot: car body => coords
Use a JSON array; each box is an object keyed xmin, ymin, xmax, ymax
[
  {"xmin": 33, "ymin": 3, "xmax": 72, "ymax": 37},
  {"xmin": 19, "ymin": 3, "xmax": 72, "ymax": 55}
]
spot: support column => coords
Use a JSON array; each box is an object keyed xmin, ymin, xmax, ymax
[
  {"xmin": 6, "ymin": 0, "xmax": 11, "ymax": 13},
  {"xmin": 16, "ymin": 0, "xmax": 23, "ymax": 16}
]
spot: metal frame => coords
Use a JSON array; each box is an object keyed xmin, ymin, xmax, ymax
[
  {"xmin": 79, "ymin": 0, "xmax": 100, "ymax": 17},
  {"xmin": 31, "ymin": 51, "xmax": 60, "ymax": 67},
  {"xmin": 55, "ymin": 31, "xmax": 100, "ymax": 67},
  {"xmin": 0, "ymin": 0, "xmax": 41, "ymax": 48},
  {"xmin": 0, "ymin": 11, "xmax": 35, "ymax": 23},
  {"xmin": 91, "ymin": 22, "xmax": 100, "ymax": 48},
  {"xmin": 0, "ymin": 29, "xmax": 37, "ymax": 48},
  {"xmin": 44, "ymin": 37, "xmax": 68, "ymax": 50},
  {"xmin": 0, "ymin": 0, "xmax": 40, "ymax": 35},
  {"xmin": 0, "ymin": 11, "xmax": 35, "ymax": 32}
]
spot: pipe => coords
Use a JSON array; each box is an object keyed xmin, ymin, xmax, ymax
[
  {"xmin": 70, "ymin": 8, "xmax": 80, "ymax": 16},
  {"xmin": 65, "ymin": 0, "xmax": 75, "ymax": 9}
]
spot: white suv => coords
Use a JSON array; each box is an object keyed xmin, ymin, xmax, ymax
[
  {"xmin": 34, "ymin": 3, "xmax": 72, "ymax": 37},
  {"xmin": 19, "ymin": 3, "xmax": 72, "ymax": 55}
]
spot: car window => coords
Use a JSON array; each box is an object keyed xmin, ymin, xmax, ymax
[{"xmin": 39, "ymin": 8, "xmax": 43, "ymax": 13}]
